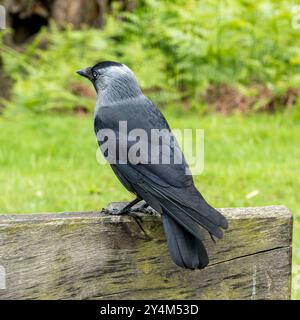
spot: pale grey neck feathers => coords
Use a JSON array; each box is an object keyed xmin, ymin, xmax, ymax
[{"xmin": 97, "ymin": 66, "xmax": 142, "ymax": 105}]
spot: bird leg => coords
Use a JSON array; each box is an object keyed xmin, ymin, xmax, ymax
[
  {"xmin": 130, "ymin": 202, "xmax": 150, "ymax": 213},
  {"xmin": 106, "ymin": 197, "xmax": 148, "ymax": 233},
  {"xmin": 104, "ymin": 199, "xmax": 151, "ymax": 229},
  {"xmin": 112, "ymin": 197, "xmax": 142, "ymax": 215}
]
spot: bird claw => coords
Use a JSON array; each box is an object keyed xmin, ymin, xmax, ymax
[
  {"xmin": 109, "ymin": 208, "xmax": 127, "ymax": 215},
  {"xmin": 127, "ymin": 211, "xmax": 143, "ymax": 223},
  {"xmin": 101, "ymin": 207, "xmax": 143, "ymax": 223},
  {"xmin": 131, "ymin": 203, "xmax": 154, "ymax": 215},
  {"xmin": 209, "ymin": 233, "xmax": 216, "ymax": 244}
]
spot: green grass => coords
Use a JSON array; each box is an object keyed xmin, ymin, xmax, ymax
[{"xmin": 0, "ymin": 111, "xmax": 299, "ymax": 298}]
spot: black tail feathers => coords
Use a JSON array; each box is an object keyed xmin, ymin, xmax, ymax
[{"xmin": 162, "ymin": 214, "xmax": 209, "ymax": 270}]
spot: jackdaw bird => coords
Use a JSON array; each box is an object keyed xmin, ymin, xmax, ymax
[{"xmin": 77, "ymin": 61, "xmax": 228, "ymax": 269}]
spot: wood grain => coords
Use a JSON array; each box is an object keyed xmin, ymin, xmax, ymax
[{"xmin": 0, "ymin": 204, "xmax": 292, "ymax": 300}]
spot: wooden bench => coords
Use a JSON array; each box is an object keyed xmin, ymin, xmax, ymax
[{"xmin": 0, "ymin": 204, "xmax": 292, "ymax": 299}]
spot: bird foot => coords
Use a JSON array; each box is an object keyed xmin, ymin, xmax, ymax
[
  {"xmin": 101, "ymin": 205, "xmax": 153, "ymax": 239},
  {"xmin": 128, "ymin": 211, "xmax": 143, "ymax": 224},
  {"xmin": 102, "ymin": 207, "xmax": 143, "ymax": 223},
  {"xmin": 130, "ymin": 202, "xmax": 153, "ymax": 214}
]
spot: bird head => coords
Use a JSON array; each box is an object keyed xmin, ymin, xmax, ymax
[{"xmin": 76, "ymin": 61, "xmax": 142, "ymax": 104}]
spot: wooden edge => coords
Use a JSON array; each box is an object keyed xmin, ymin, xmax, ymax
[{"xmin": 0, "ymin": 204, "xmax": 292, "ymax": 224}]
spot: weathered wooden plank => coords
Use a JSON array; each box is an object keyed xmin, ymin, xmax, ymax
[{"xmin": 0, "ymin": 204, "xmax": 292, "ymax": 300}]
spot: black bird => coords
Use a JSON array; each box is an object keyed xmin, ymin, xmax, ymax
[{"xmin": 77, "ymin": 61, "xmax": 228, "ymax": 269}]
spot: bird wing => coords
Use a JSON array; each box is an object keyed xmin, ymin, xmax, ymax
[{"xmin": 95, "ymin": 96, "xmax": 228, "ymax": 241}]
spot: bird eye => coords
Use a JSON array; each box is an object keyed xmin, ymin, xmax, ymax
[{"xmin": 92, "ymin": 71, "xmax": 98, "ymax": 78}]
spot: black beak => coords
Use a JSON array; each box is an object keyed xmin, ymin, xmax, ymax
[{"xmin": 76, "ymin": 67, "xmax": 93, "ymax": 80}]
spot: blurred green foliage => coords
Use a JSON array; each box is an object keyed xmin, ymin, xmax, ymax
[{"xmin": 1, "ymin": 0, "xmax": 300, "ymax": 113}]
